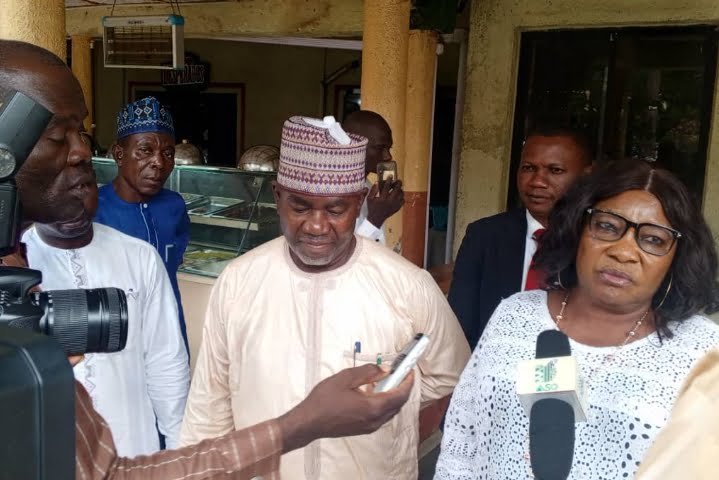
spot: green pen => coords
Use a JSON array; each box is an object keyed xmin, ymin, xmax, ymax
[{"xmin": 376, "ymin": 353, "xmax": 382, "ymax": 366}]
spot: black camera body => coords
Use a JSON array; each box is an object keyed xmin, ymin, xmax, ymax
[
  {"xmin": 0, "ymin": 88, "xmax": 53, "ymax": 256},
  {"xmin": 0, "ymin": 325, "xmax": 76, "ymax": 480}
]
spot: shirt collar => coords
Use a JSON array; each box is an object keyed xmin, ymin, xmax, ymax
[
  {"xmin": 103, "ymin": 182, "xmax": 157, "ymax": 206},
  {"xmin": 525, "ymin": 209, "xmax": 544, "ymax": 240}
]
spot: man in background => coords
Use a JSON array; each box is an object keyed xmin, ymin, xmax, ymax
[
  {"xmin": 343, "ymin": 110, "xmax": 404, "ymax": 246},
  {"xmin": 449, "ymin": 125, "xmax": 592, "ymax": 348},
  {"xmin": 95, "ymin": 97, "xmax": 190, "ymax": 354},
  {"xmin": 181, "ymin": 115, "xmax": 469, "ymax": 479}
]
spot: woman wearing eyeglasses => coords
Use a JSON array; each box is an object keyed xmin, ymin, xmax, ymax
[{"xmin": 434, "ymin": 160, "xmax": 719, "ymax": 480}]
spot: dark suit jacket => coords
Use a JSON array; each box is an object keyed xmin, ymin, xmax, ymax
[{"xmin": 448, "ymin": 208, "xmax": 528, "ymax": 349}]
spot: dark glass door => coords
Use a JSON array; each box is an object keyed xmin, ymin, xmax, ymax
[
  {"xmin": 510, "ymin": 26, "xmax": 717, "ymax": 205},
  {"xmin": 137, "ymin": 89, "xmax": 239, "ymax": 167}
]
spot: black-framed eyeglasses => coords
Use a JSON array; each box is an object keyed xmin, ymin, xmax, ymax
[{"xmin": 585, "ymin": 208, "xmax": 682, "ymax": 256}]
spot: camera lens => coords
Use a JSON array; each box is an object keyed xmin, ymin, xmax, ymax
[{"xmin": 34, "ymin": 288, "xmax": 128, "ymax": 355}]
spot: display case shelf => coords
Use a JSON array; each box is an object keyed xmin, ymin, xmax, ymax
[{"xmin": 92, "ymin": 157, "xmax": 281, "ymax": 277}]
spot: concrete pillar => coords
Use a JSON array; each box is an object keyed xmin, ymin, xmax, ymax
[
  {"xmin": 360, "ymin": 0, "xmax": 411, "ymax": 251},
  {"xmin": 71, "ymin": 36, "xmax": 94, "ymax": 133},
  {"xmin": 403, "ymin": 30, "xmax": 438, "ymax": 267},
  {"xmin": 0, "ymin": 0, "xmax": 66, "ymax": 60}
]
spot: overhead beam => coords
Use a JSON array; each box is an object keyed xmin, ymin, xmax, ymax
[{"xmin": 66, "ymin": 0, "xmax": 363, "ymax": 38}]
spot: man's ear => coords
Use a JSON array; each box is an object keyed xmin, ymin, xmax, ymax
[
  {"xmin": 358, "ymin": 187, "xmax": 369, "ymax": 207},
  {"xmin": 355, "ymin": 187, "xmax": 369, "ymax": 214},
  {"xmin": 111, "ymin": 143, "xmax": 123, "ymax": 165},
  {"xmin": 272, "ymin": 181, "xmax": 281, "ymax": 204},
  {"xmin": 583, "ymin": 162, "xmax": 594, "ymax": 175}
]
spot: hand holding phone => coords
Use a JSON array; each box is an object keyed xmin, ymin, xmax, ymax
[
  {"xmin": 377, "ymin": 161, "xmax": 398, "ymax": 188},
  {"xmin": 367, "ymin": 160, "xmax": 404, "ymax": 228},
  {"xmin": 374, "ymin": 334, "xmax": 430, "ymax": 393}
]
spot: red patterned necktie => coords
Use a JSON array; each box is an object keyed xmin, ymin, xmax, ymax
[{"xmin": 524, "ymin": 228, "xmax": 546, "ymax": 290}]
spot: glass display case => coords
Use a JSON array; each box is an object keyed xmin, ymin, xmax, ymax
[{"xmin": 92, "ymin": 158, "xmax": 281, "ymax": 278}]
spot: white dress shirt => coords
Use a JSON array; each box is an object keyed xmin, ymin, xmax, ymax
[
  {"xmin": 520, "ymin": 210, "xmax": 545, "ymax": 291},
  {"xmin": 23, "ymin": 223, "xmax": 190, "ymax": 457},
  {"xmin": 355, "ymin": 179, "xmax": 386, "ymax": 245}
]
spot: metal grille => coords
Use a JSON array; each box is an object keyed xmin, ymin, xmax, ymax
[{"xmin": 103, "ymin": 16, "xmax": 184, "ymax": 69}]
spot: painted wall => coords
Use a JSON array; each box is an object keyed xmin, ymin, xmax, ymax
[
  {"xmin": 0, "ymin": 0, "xmax": 66, "ymax": 58},
  {"xmin": 92, "ymin": 38, "xmax": 362, "ymax": 158},
  {"xmin": 457, "ymin": 0, "xmax": 719, "ymax": 258},
  {"xmin": 67, "ymin": 0, "xmax": 363, "ymax": 38}
]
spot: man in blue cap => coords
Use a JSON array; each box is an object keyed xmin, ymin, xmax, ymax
[{"xmin": 95, "ymin": 97, "xmax": 190, "ymax": 355}]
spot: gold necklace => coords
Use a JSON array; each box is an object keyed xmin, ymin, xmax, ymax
[{"xmin": 555, "ymin": 291, "xmax": 650, "ymax": 350}]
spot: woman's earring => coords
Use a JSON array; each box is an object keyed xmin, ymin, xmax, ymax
[{"xmin": 655, "ymin": 274, "xmax": 673, "ymax": 310}]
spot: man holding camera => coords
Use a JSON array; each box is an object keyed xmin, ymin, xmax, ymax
[
  {"xmin": 0, "ymin": 39, "xmax": 415, "ymax": 479},
  {"xmin": 0, "ymin": 40, "xmax": 191, "ymax": 458}
]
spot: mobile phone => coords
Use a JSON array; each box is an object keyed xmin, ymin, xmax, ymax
[
  {"xmin": 374, "ymin": 333, "xmax": 430, "ymax": 393},
  {"xmin": 377, "ymin": 161, "xmax": 398, "ymax": 187}
]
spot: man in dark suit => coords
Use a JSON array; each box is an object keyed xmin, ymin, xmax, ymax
[{"xmin": 449, "ymin": 126, "xmax": 592, "ymax": 348}]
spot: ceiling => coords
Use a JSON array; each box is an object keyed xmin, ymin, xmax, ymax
[{"xmin": 66, "ymin": 0, "xmax": 222, "ymax": 7}]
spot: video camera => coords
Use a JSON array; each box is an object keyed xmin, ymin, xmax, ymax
[{"xmin": 0, "ymin": 90, "xmax": 129, "ymax": 480}]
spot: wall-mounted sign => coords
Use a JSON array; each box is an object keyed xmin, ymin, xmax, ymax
[{"xmin": 161, "ymin": 53, "xmax": 210, "ymax": 89}]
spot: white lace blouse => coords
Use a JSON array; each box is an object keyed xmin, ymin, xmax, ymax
[{"xmin": 435, "ymin": 290, "xmax": 719, "ymax": 480}]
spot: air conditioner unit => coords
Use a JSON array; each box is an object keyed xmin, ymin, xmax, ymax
[{"xmin": 103, "ymin": 15, "xmax": 185, "ymax": 70}]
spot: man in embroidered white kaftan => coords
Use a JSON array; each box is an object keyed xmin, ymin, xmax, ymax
[
  {"xmin": 180, "ymin": 115, "xmax": 471, "ymax": 479},
  {"xmin": 5, "ymin": 45, "xmax": 190, "ymax": 457}
]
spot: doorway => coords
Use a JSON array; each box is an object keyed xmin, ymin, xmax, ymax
[
  {"xmin": 132, "ymin": 83, "xmax": 245, "ymax": 167},
  {"xmin": 509, "ymin": 26, "xmax": 718, "ymax": 206}
]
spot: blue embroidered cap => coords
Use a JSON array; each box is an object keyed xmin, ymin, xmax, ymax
[{"xmin": 116, "ymin": 96, "xmax": 175, "ymax": 141}]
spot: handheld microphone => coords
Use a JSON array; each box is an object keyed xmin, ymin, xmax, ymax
[
  {"xmin": 535, "ymin": 329, "xmax": 570, "ymax": 359},
  {"xmin": 517, "ymin": 330, "xmax": 587, "ymax": 420},
  {"xmin": 528, "ymin": 330, "xmax": 575, "ymax": 480},
  {"xmin": 530, "ymin": 398, "xmax": 574, "ymax": 479}
]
